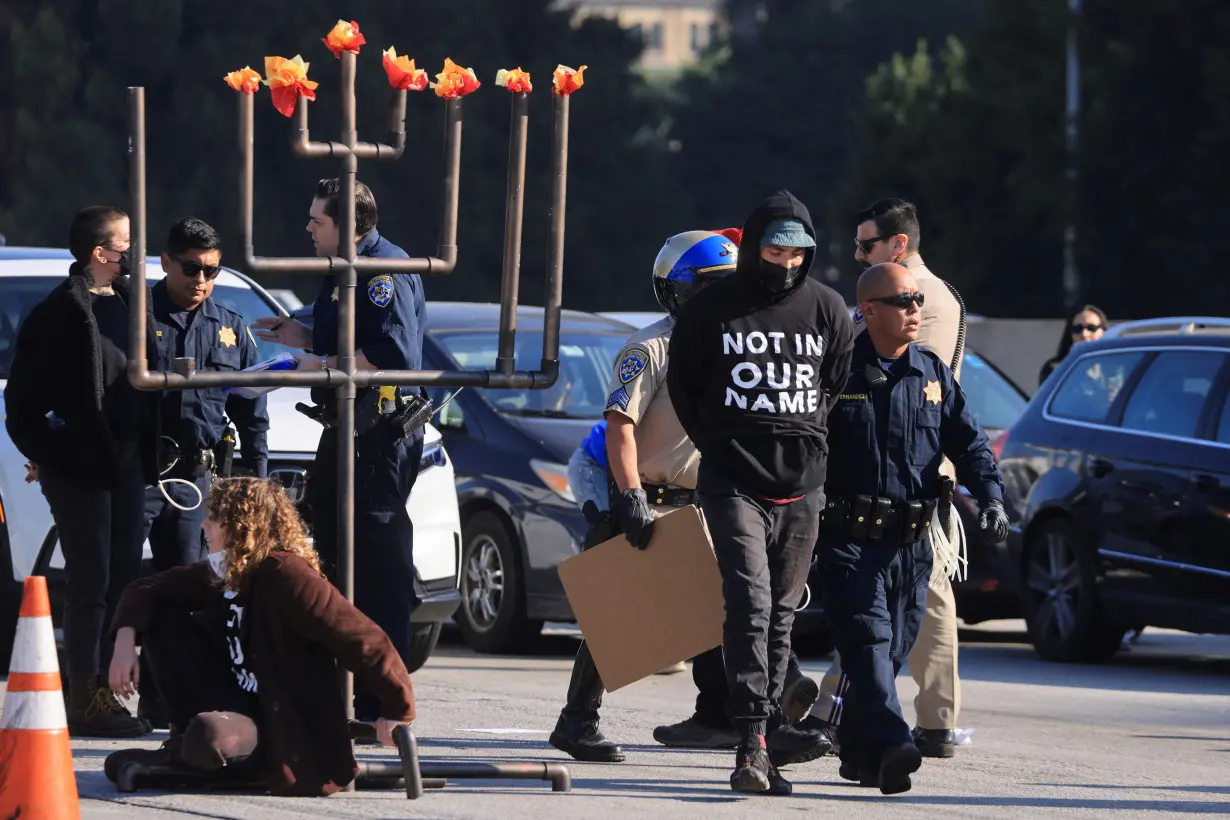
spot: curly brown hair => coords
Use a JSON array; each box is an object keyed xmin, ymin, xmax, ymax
[{"xmin": 205, "ymin": 477, "xmax": 323, "ymax": 591}]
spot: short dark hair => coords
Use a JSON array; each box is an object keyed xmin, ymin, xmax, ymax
[
  {"xmin": 68, "ymin": 206, "xmax": 128, "ymax": 265},
  {"xmin": 856, "ymin": 198, "xmax": 920, "ymax": 251},
  {"xmin": 315, "ymin": 178, "xmax": 378, "ymax": 237},
  {"xmin": 166, "ymin": 217, "xmax": 222, "ymax": 257}
]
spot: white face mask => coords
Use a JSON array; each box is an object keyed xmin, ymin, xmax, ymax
[{"xmin": 207, "ymin": 550, "xmax": 229, "ymax": 579}]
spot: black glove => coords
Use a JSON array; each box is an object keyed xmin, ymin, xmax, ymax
[
  {"xmin": 614, "ymin": 488, "xmax": 655, "ymax": 550},
  {"xmin": 979, "ymin": 499, "xmax": 1009, "ymax": 542}
]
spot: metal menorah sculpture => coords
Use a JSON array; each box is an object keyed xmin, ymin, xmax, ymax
[{"xmin": 120, "ymin": 44, "xmax": 571, "ymax": 757}]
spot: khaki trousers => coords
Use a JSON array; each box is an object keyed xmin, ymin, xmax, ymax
[{"xmin": 815, "ymin": 571, "xmax": 960, "ymax": 730}]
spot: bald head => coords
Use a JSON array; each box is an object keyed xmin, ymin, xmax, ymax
[
  {"xmin": 856, "ymin": 262, "xmax": 913, "ymax": 302},
  {"xmin": 857, "ymin": 262, "xmax": 922, "ymax": 356}
]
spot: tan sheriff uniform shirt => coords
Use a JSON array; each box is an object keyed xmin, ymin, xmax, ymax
[{"xmin": 603, "ymin": 316, "xmax": 699, "ymax": 491}]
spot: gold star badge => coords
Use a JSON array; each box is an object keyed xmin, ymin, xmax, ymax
[
  {"xmin": 924, "ymin": 379, "xmax": 942, "ymax": 405},
  {"xmin": 218, "ymin": 326, "xmax": 237, "ymax": 348}
]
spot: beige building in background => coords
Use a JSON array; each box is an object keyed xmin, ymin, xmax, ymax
[{"xmin": 557, "ymin": 0, "xmax": 723, "ymax": 72}]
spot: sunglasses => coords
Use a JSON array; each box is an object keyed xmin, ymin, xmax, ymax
[
  {"xmin": 868, "ymin": 292, "xmax": 925, "ymax": 309},
  {"xmin": 1071, "ymin": 323, "xmax": 1103, "ymax": 334},
  {"xmin": 854, "ymin": 234, "xmax": 893, "ymax": 254},
  {"xmin": 174, "ymin": 257, "xmax": 222, "ymax": 280}
]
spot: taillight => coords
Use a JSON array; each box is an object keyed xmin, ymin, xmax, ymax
[{"xmin": 991, "ymin": 429, "xmax": 1009, "ymax": 463}]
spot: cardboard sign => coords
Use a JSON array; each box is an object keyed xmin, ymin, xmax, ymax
[{"xmin": 557, "ymin": 505, "xmax": 724, "ymax": 692}]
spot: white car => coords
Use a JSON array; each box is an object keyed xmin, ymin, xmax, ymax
[{"xmin": 0, "ymin": 249, "xmax": 460, "ymax": 672}]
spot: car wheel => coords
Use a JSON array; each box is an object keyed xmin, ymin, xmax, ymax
[
  {"xmin": 405, "ymin": 622, "xmax": 442, "ymax": 674},
  {"xmin": 1023, "ymin": 520, "xmax": 1125, "ymax": 662},
  {"xmin": 456, "ymin": 511, "xmax": 541, "ymax": 654}
]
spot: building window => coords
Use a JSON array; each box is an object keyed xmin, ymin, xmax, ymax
[
  {"xmin": 648, "ymin": 22, "xmax": 663, "ymax": 51},
  {"xmin": 690, "ymin": 22, "xmax": 701, "ymax": 52}
]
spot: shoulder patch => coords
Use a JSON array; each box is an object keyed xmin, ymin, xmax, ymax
[
  {"xmin": 852, "ymin": 307, "xmax": 864, "ymax": 324},
  {"xmin": 367, "ymin": 275, "xmax": 394, "ymax": 308},
  {"xmin": 246, "ymin": 326, "xmax": 256, "ymax": 347},
  {"xmin": 606, "ymin": 387, "xmax": 631, "ymax": 411},
  {"xmin": 617, "ymin": 347, "xmax": 650, "ymax": 384}
]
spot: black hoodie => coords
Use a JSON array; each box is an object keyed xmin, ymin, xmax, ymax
[{"xmin": 666, "ymin": 190, "xmax": 855, "ymax": 499}]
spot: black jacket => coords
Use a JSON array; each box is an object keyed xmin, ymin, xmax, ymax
[
  {"xmin": 5, "ymin": 266, "xmax": 161, "ymax": 488},
  {"xmin": 667, "ymin": 190, "xmax": 855, "ymax": 498}
]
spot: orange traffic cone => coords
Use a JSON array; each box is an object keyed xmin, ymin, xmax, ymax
[{"xmin": 0, "ymin": 576, "xmax": 80, "ymax": 819}]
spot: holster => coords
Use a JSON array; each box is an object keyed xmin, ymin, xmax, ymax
[
  {"xmin": 212, "ymin": 425, "xmax": 236, "ymax": 478},
  {"xmin": 356, "ymin": 387, "xmax": 433, "ymax": 439},
  {"xmin": 581, "ymin": 501, "xmax": 619, "ymax": 550}
]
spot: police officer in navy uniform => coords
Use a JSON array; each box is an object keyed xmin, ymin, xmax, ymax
[
  {"xmin": 819, "ymin": 262, "xmax": 1007, "ymax": 796},
  {"xmin": 139, "ymin": 217, "xmax": 270, "ymax": 728},
  {"xmin": 146, "ymin": 218, "xmax": 269, "ymax": 568},
  {"xmin": 251, "ymin": 178, "xmax": 426, "ymax": 721}
]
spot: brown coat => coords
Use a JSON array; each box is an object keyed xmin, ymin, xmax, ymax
[{"xmin": 111, "ymin": 552, "xmax": 415, "ymax": 796}]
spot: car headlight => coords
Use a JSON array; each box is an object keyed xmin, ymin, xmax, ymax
[{"xmin": 530, "ymin": 459, "xmax": 575, "ymax": 502}]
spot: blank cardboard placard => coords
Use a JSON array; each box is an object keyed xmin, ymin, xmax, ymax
[{"xmin": 557, "ymin": 506, "xmax": 724, "ymax": 692}]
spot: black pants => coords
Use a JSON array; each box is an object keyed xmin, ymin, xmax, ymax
[
  {"xmin": 40, "ymin": 445, "xmax": 145, "ymax": 680},
  {"xmin": 688, "ymin": 645, "xmax": 806, "ymax": 725},
  {"xmin": 143, "ymin": 600, "xmax": 260, "ymax": 771},
  {"xmin": 143, "ymin": 473, "xmax": 211, "ymax": 570},
  {"xmin": 817, "ymin": 535, "xmax": 931, "ymax": 769},
  {"xmin": 698, "ymin": 468, "xmax": 822, "ymax": 736},
  {"xmin": 311, "ymin": 421, "xmax": 423, "ymax": 720}
]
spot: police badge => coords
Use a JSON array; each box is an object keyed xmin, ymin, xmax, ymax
[
  {"xmin": 367, "ymin": 275, "xmax": 395, "ymax": 307},
  {"xmin": 618, "ymin": 348, "xmax": 650, "ymax": 384}
]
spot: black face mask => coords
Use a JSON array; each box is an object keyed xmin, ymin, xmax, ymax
[
  {"xmin": 110, "ymin": 249, "xmax": 131, "ymax": 278},
  {"xmin": 759, "ymin": 260, "xmax": 803, "ymax": 293}
]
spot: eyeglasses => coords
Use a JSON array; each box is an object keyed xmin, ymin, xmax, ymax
[
  {"xmin": 854, "ymin": 234, "xmax": 892, "ymax": 254},
  {"xmin": 173, "ymin": 257, "xmax": 222, "ymax": 280},
  {"xmin": 1070, "ymin": 323, "xmax": 1103, "ymax": 334},
  {"xmin": 868, "ymin": 292, "xmax": 924, "ymax": 309}
]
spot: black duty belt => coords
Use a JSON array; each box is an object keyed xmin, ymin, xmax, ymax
[
  {"xmin": 644, "ymin": 483, "xmax": 697, "ymax": 508},
  {"xmin": 820, "ymin": 495, "xmax": 938, "ymax": 544}
]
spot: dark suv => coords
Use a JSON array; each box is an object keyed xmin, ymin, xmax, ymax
[{"xmin": 995, "ymin": 318, "xmax": 1230, "ymax": 662}]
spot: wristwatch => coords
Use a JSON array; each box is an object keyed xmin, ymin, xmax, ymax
[{"xmin": 320, "ymin": 354, "xmax": 328, "ymax": 371}]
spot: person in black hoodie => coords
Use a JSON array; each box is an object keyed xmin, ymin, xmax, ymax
[
  {"xmin": 5, "ymin": 206, "xmax": 161, "ymax": 738},
  {"xmin": 668, "ymin": 190, "xmax": 855, "ymax": 794}
]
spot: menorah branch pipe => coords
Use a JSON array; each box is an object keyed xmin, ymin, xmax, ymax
[
  {"xmin": 540, "ymin": 93, "xmax": 569, "ymax": 383},
  {"xmin": 125, "ymin": 86, "xmax": 153, "ymax": 390},
  {"xmin": 495, "ymin": 92, "xmax": 529, "ymax": 377},
  {"xmin": 352, "ymin": 89, "xmax": 408, "ymax": 161}
]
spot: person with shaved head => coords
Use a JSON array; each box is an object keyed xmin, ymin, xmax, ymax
[{"xmin": 815, "ymin": 262, "xmax": 1006, "ymax": 795}]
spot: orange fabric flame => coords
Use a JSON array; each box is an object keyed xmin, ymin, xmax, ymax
[
  {"xmin": 431, "ymin": 58, "xmax": 481, "ymax": 99},
  {"xmin": 223, "ymin": 66, "xmax": 262, "ymax": 95},
  {"xmin": 382, "ymin": 48, "xmax": 428, "ymax": 91},
  {"xmin": 495, "ymin": 67, "xmax": 533, "ymax": 93},
  {"xmin": 552, "ymin": 64, "xmax": 587, "ymax": 96},
  {"xmin": 263, "ymin": 55, "xmax": 319, "ymax": 118},
  {"xmin": 322, "ymin": 19, "xmax": 366, "ymax": 57}
]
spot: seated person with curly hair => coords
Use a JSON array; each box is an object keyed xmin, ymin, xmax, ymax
[{"xmin": 104, "ymin": 477, "xmax": 416, "ymax": 796}]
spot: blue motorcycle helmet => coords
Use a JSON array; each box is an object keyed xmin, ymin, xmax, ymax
[{"xmin": 652, "ymin": 230, "xmax": 739, "ymax": 316}]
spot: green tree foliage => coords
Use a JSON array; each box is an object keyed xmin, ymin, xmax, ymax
[{"xmin": 0, "ymin": 0, "xmax": 678, "ymax": 310}]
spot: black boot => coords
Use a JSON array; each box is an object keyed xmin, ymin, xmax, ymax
[
  {"xmin": 912, "ymin": 727, "xmax": 957, "ymax": 758},
  {"xmin": 878, "ymin": 742, "xmax": 923, "ymax": 795},
  {"xmin": 548, "ymin": 641, "xmax": 625, "ymax": 763}
]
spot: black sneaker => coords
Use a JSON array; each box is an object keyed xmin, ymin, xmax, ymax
[
  {"xmin": 766, "ymin": 721, "xmax": 833, "ymax": 767},
  {"xmin": 653, "ymin": 716, "xmax": 740, "ymax": 749},
  {"xmin": 879, "ymin": 742, "xmax": 923, "ymax": 795},
  {"xmin": 795, "ymin": 714, "xmax": 840, "ymax": 755},
  {"xmin": 729, "ymin": 739, "xmax": 772, "ymax": 793}
]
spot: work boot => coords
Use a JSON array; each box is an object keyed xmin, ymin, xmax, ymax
[
  {"xmin": 766, "ymin": 715, "xmax": 833, "ymax": 768},
  {"xmin": 68, "ymin": 676, "xmax": 151, "ymax": 738},
  {"xmin": 549, "ymin": 714, "xmax": 625, "ymax": 762},
  {"xmin": 912, "ymin": 726, "xmax": 957, "ymax": 758},
  {"xmin": 781, "ymin": 667, "xmax": 820, "ymax": 724},
  {"xmin": 795, "ymin": 714, "xmax": 840, "ymax": 755},
  {"xmin": 653, "ymin": 715, "xmax": 740, "ymax": 749},
  {"xmin": 548, "ymin": 641, "xmax": 624, "ymax": 762},
  {"xmin": 878, "ymin": 742, "xmax": 923, "ymax": 795}
]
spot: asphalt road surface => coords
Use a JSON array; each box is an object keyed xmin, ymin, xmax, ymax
[{"xmin": 16, "ymin": 621, "xmax": 1230, "ymax": 818}]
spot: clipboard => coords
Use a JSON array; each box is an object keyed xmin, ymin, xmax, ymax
[
  {"xmin": 222, "ymin": 352, "xmax": 298, "ymax": 399},
  {"xmin": 556, "ymin": 505, "xmax": 724, "ymax": 692}
]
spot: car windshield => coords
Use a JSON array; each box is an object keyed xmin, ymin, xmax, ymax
[
  {"xmin": 961, "ymin": 350, "xmax": 1027, "ymax": 431},
  {"xmin": 0, "ymin": 275, "xmax": 295, "ymax": 379},
  {"xmin": 432, "ymin": 330, "xmax": 628, "ymax": 419}
]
